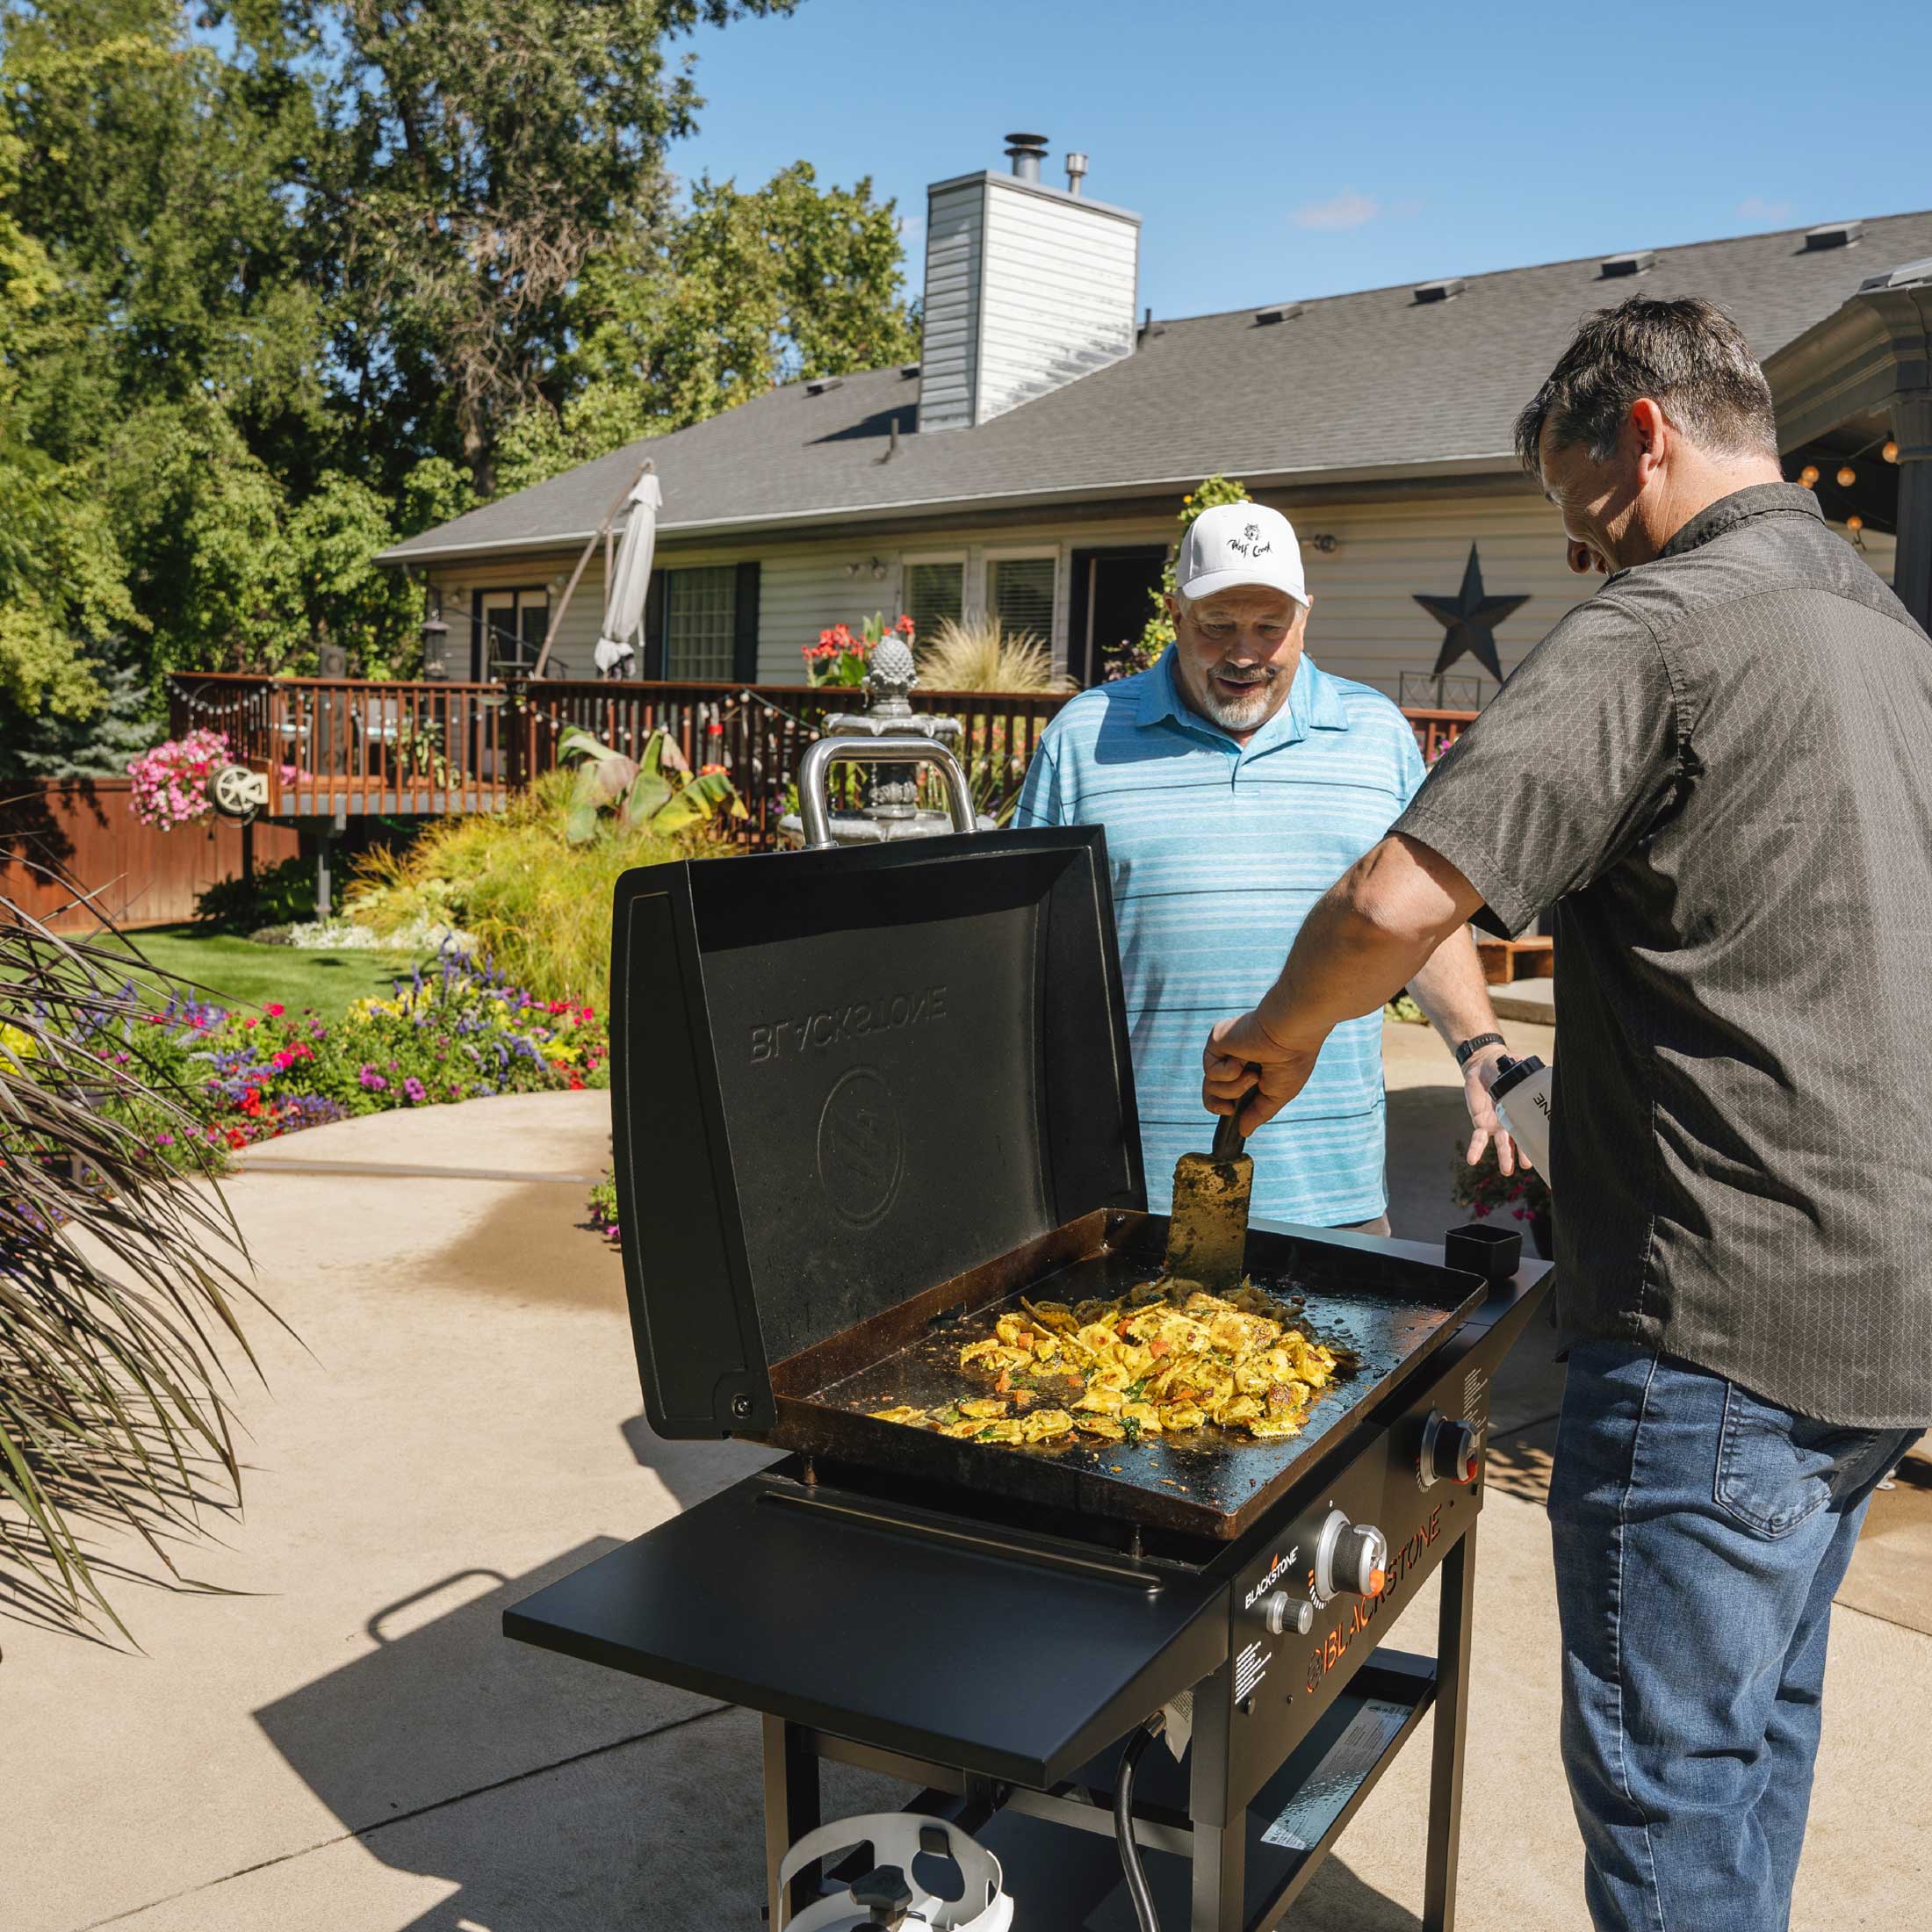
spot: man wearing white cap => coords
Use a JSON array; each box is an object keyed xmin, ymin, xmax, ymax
[{"xmin": 1016, "ymin": 501, "xmax": 1515, "ymax": 1230}]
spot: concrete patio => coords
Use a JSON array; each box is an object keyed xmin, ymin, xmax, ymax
[{"xmin": 6, "ymin": 1027, "xmax": 1928, "ymax": 1931}]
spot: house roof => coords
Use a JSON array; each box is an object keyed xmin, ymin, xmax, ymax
[{"xmin": 382, "ymin": 210, "xmax": 1932, "ymax": 564}]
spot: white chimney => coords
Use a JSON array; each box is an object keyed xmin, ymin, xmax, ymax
[{"xmin": 918, "ymin": 133, "xmax": 1141, "ymax": 434}]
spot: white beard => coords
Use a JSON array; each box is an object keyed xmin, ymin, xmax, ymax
[{"xmin": 1190, "ymin": 668, "xmax": 1280, "ymax": 732}]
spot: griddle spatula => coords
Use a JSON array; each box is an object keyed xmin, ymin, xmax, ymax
[{"xmin": 1163, "ymin": 1096, "xmax": 1254, "ymax": 1294}]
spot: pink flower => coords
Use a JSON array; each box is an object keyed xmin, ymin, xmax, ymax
[{"xmin": 264, "ymin": 1003, "xmax": 285, "ymax": 1017}]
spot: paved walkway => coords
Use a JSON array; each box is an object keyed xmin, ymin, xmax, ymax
[{"xmin": 6, "ymin": 1047, "xmax": 1928, "ymax": 1931}]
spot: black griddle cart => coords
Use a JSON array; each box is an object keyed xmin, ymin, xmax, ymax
[{"xmin": 506, "ymin": 829, "xmax": 1554, "ymax": 1930}]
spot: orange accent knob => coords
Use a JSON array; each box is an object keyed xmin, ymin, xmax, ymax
[{"xmin": 1368, "ymin": 1568, "xmax": 1387, "ymax": 1597}]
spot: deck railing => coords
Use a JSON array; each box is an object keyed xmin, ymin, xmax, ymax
[{"xmin": 168, "ymin": 674, "xmax": 1479, "ymax": 842}]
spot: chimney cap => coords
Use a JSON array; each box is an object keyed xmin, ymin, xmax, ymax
[{"xmin": 1003, "ymin": 130, "xmax": 1049, "ymax": 151}]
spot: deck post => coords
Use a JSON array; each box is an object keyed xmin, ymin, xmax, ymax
[{"xmin": 1891, "ymin": 392, "xmax": 1932, "ymax": 634}]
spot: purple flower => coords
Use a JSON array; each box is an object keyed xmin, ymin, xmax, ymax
[
  {"xmin": 358, "ymin": 1064, "xmax": 388, "ymax": 1092},
  {"xmin": 403, "ymin": 1076, "xmax": 428, "ymax": 1103}
]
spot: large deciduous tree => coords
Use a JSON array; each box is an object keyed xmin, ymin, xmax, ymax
[{"xmin": 0, "ymin": 0, "xmax": 920, "ymax": 697}]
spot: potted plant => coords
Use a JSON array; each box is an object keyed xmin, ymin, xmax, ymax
[{"xmin": 1451, "ymin": 1138, "xmax": 1553, "ymax": 1258}]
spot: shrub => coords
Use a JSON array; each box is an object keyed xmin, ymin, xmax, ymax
[
  {"xmin": 919, "ymin": 615, "xmax": 1074, "ymax": 694},
  {"xmin": 347, "ymin": 773, "xmax": 731, "ymax": 1006},
  {"xmin": 195, "ymin": 855, "xmax": 315, "ymax": 934},
  {"xmin": 588, "ymin": 1168, "xmax": 620, "ymax": 1242}
]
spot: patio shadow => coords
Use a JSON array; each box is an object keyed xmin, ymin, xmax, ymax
[{"xmin": 252, "ymin": 1542, "xmax": 726, "ymax": 1930}]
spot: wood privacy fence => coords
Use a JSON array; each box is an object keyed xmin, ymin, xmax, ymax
[
  {"xmin": 0, "ymin": 779, "xmax": 299, "ymax": 932},
  {"xmin": 168, "ymin": 674, "xmax": 1480, "ymax": 847}
]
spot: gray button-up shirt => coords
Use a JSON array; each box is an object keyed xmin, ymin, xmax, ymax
[{"xmin": 1397, "ymin": 483, "xmax": 1932, "ymax": 1426}]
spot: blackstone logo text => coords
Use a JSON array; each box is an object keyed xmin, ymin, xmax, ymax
[{"xmin": 750, "ymin": 986, "xmax": 949, "ymax": 1063}]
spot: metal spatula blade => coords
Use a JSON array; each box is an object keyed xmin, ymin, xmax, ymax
[{"xmin": 1163, "ymin": 1103, "xmax": 1254, "ymax": 1293}]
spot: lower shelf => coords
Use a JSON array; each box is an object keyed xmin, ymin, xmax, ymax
[{"xmin": 970, "ymin": 1650, "xmax": 1437, "ymax": 1932}]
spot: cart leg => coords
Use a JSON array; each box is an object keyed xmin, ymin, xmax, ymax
[
  {"xmin": 763, "ymin": 1715, "xmax": 820, "ymax": 1928},
  {"xmin": 1188, "ymin": 1692, "xmax": 1245, "ymax": 1932},
  {"xmin": 1424, "ymin": 1525, "xmax": 1477, "ymax": 1931}
]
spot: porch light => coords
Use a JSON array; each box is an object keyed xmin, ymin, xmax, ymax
[
  {"xmin": 1799, "ymin": 465, "xmax": 1820, "ymax": 487},
  {"xmin": 1836, "ymin": 465, "xmax": 1856, "ymax": 487},
  {"xmin": 1846, "ymin": 515, "xmax": 1866, "ymax": 547},
  {"xmin": 1884, "ymin": 440, "xmax": 1900, "ymax": 464}
]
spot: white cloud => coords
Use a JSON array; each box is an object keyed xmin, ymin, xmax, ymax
[
  {"xmin": 1292, "ymin": 190, "xmax": 1381, "ymax": 232},
  {"xmin": 1737, "ymin": 195, "xmax": 1795, "ymax": 222}
]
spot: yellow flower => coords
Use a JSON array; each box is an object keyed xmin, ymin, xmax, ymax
[{"xmin": 0, "ymin": 1020, "xmax": 37, "ymax": 1066}]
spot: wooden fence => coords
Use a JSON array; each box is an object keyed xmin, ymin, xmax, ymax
[
  {"xmin": 0, "ymin": 778, "xmax": 299, "ymax": 932},
  {"xmin": 168, "ymin": 674, "xmax": 1479, "ymax": 847}
]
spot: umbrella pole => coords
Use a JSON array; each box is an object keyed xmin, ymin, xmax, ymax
[{"xmin": 530, "ymin": 457, "xmax": 654, "ymax": 681}]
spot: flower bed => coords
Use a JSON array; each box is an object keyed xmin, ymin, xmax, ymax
[{"xmin": 104, "ymin": 950, "xmax": 606, "ymax": 1161}]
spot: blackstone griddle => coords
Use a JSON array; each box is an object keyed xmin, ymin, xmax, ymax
[{"xmin": 506, "ymin": 829, "xmax": 1555, "ymax": 1929}]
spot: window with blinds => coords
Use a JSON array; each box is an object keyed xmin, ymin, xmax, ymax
[
  {"xmin": 991, "ymin": 556, "xmax": 1056, "ymax": 643},
  {"xmin": 664, "ymin": 566, "xmax": 738, "ymax": 680},
  {"xmin": 905, "ymin": 560, "xmax": 964, "ymax": 642}
]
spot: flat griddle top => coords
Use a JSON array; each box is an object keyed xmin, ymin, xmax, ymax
[{"xmin": 766, "ymin": 1214, "xmax": 1484, "ymax": 1540}]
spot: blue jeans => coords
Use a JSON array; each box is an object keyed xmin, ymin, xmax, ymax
[{"xmin": 1546, "ymin": 1341, "xmax": 1920, "ymax": 1932}]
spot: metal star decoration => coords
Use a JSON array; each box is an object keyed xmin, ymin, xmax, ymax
[{"xmin": 1414, "ymin": 544, "xmax": 1529, "ymax": 681}]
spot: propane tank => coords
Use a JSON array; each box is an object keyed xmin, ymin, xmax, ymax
[{"xmin": 1489, "ymin": 1054, "xmax": 1554, "ymax": 1177}]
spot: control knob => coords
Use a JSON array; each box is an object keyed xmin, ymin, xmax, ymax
[
  {"xmin": 1263, "ymin": 1590, "xmax": 1316, "ymax": 1637},
  {"xmin": 1311, "ymin": 1508, "xmax": 1388, "ymax": 1605},
  {"xmin": 1417, "ymin": 1410, "xmax": 1481, "ymax": 1490}
]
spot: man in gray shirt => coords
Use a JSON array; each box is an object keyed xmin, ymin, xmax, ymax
[{"xmin": 1203, "ymin": 294, "xmax": 1928, "ymax": 1930}]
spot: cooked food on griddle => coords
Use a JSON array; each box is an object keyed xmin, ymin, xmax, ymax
[{"xmin": 868, "ymin": 1280, "xmax": 1342, "ymax": 1446}]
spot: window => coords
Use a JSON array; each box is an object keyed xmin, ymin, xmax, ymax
[
  {"xmin": 905, "ymin": 560, "xmax": 965, "ymax": 641},
  {"xmin": 475, "ymin": 588, "xmax": 549, "ymax": 677},
  {"xmin": 664, "ymin": 566, "xmax": 737, "ymax": 680},
  {"xmin": 990, "ymin": 556, "xmax": 1056, "ymax": 643}
]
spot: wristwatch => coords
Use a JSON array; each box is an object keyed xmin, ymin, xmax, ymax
[{"xmin": 1453, "ymin": 1032, "xmax": 1505, "ymax": 1067}]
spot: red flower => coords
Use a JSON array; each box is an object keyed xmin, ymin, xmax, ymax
[
  {"xmin": 567, "ymin": 1076, "xmax": 586, "ymax": 1091},
  {"xmin": 264, "ymin": 1003, "xmax": 285, "ymax": 1017},
  {"xmin": 896, "ymin": 614, "xmax": 915, "ymax": 636},
  {"xmin": 242, "ymin": 1016, "xmax": 257, "ymax": 1029}
]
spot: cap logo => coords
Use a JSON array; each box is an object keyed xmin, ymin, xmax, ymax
[{"xmin": 1226, "ymin": 522, "xmax": 1273, "ymax": 560}]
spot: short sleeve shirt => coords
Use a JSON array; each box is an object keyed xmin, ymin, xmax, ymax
[
  {"xmin": 1018, "ymin": 648, "xmax": 1425, "ymax": 1227},
  {"xmin": 1395, "ymin": 483, "xmax": 1932, "ymax": 1426}
]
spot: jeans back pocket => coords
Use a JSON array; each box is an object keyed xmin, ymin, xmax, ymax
[{"xmin": 1714, "ymin": 1380, "xmax": 1836, "ymax": 1539}]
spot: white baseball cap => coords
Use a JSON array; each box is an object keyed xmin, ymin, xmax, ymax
[{"xmin": 1175, "ymin": 502, "xmax": 1308, "ymax": 606}]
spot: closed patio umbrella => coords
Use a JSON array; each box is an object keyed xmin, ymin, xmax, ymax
[{"xmin": 594, "ymin": 470, "xmax": 663, "ymax": 678}]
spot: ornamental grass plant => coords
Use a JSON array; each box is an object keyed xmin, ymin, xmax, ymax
[
  {"xmin": 918, "ymin": 616, "xmax": 1075, "ymax": 695},
  {"xmin": 349, "ymin": 772, "xmax": 720, "ymax": 1006},
  {"xmin": 0, "ymin": 904, "xmax": 270, "ymax": 1639}
]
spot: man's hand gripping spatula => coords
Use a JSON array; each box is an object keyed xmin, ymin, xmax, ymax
[{"xmin": 1163, "ymin": 1065, "xmax": 1259, "ymax": 1294}]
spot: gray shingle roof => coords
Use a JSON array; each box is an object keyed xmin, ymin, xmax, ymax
[{"xmin": 382, "ymin": 211, "xmax": 1932, "ymax": 563}]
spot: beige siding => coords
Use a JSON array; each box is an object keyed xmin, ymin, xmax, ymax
[
  {"xmin": 425, "ymin": 552, "xmax": 608, "ymax": 681},
  {"xmin": 436, "ymin": 487, "xmax": 1896, "ymax": 696}
]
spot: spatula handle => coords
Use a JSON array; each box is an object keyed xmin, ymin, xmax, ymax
[{"xmin": 1212, "ymin": 1065, "xmax": 1259, "ymax": 1158}]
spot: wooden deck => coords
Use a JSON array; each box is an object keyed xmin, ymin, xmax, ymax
[{"xmin": 169, "ymin": 674, "xmax": 1481, "ymax": 847}]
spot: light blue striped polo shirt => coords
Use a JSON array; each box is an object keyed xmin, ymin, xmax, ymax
[{"xmin": 1014, "ymin": 647, "xmax": 1425, "ymax": 1227}]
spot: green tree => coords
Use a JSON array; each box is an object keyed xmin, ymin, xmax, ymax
[
  {"xmin": 500, "ymin": 162, "xmax": 919, "ymax": 492},
  {"xmin": 0, "ymin": 122, "xmax": 141, "ymax": 717},
  {"xmin": 287, "ymin": 471, "xmax": 423, "ymax": 676},
  {"xmin": 303, "ymin": 0, "xmax": 799, "ymax": 494}
]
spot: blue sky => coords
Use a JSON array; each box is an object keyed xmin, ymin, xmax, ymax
[{"xmin": 673, "ymin": 0, "xmax": 1932, "ymax": 321}]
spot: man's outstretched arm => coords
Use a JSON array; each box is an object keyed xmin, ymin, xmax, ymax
[{"xmin": 1204, "ymin": 833, "xmax": 1484, "ymax": 1135}]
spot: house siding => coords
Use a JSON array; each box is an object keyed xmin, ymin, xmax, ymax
[
  {"xmin": 422, "ymin": 492, "xmax": 1894, "ymax": 697},
  {"xmin": 917, "ymin": 180, "xmax": 984, "ymax": 434},
  {"xmin": 975, "ymin": 179, "xmax": 1139, "ymax": 425}
]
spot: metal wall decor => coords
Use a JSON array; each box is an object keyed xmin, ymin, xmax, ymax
[{"xmin": 1414, "ymin": 544, "xmax": 1528, "ymax": 682}]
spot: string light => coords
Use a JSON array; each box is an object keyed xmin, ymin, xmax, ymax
[
  {"xmin": 1836, "ymin": 465, "xmax": 1856, "ymax": 488},
  {"xmin": 1884, "ymin": 440, "xmax": 1900, "ymax": 464},
  {"xmin": 1799, "ymin": 464, "xmax": 1820, "ymax": 487}
]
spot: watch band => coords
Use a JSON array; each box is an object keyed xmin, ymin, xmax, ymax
[{"xmin": 1454, "ymin": 1032, "xmax": 1505, "ymax": 1067}]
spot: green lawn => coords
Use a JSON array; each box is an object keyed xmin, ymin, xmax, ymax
[{"xmin": 110, "ymin": 925, "xmax": 422, "ymax": 1022}]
